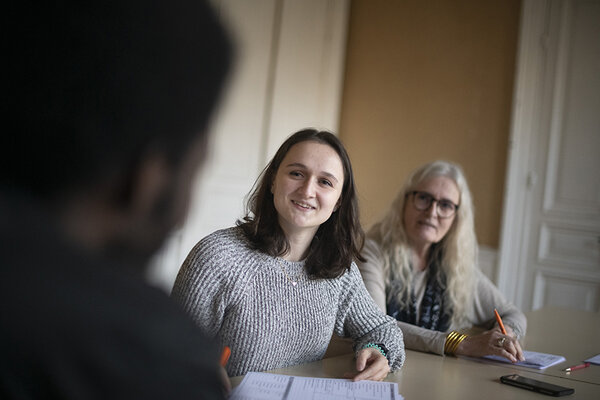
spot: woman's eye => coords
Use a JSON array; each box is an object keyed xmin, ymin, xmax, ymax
[
  {"xmin": 439, "ymin": 201, "xmax": 453, "ymax": 210},
  {"xmin": 417, "ymin": 193, "xmax": 430, "ymax": 201},
  {"xmin": 289, "ymin": 171, "xmax": 302, "ymax": 177},
  {"xmin": 320, "ymin": 179, "xmax": 333, "ymax": 187}
]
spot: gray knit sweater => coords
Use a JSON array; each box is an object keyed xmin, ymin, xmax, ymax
[{"xmin": 171, "ymin": 227, "xmax": 405, "ymax": 377}]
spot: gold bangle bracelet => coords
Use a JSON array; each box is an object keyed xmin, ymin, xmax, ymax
[
  {"xmin": 451, "ymin": 333, "xmax": 467, "ymax": 354},
  {"xmin": 446, "ymin": 332, "xmax": 458, "ymax": 354},
  {"xmin": 444, "ymin": 331, "xmax": 455, "ymax": 354},
  {"xmin": 452, "ymin": 333, "xmax": 467, "ymax": 354},
  {"xmin": 444, "ymin": 331, "xmax": 468, "ymax": 355},
  {"xmin": 447, "ymin": 332, "xmax": 458, "ymax": 354}
]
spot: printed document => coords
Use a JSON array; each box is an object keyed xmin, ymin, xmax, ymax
[{"xmin": 229, "ymin": 372, "xmax": 404, "ymax": 400}]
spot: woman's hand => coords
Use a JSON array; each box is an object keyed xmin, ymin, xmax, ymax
[
  {"xmin": 454, "ymin": 327, "xmax": 525, "ymax": 362},
  {"xmin": 349, "ymin": 348, "xmax": 390, "ymax": 381},
  {"xmin": 503, "ymin": 325, "xmax": 525, "ymax": 362},
  {"xmin": 219, "ymin": 366, "xmax": 231, "ymax": 396}
]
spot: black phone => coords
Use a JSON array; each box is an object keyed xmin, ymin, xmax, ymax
[{"xmin": 500, "ymin": 374, "xmax": 574, "ymax": 397}]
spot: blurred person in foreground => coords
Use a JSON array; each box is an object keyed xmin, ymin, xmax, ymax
[
  {"xmin": 358, "ymin": 161, "xmax": 526, "ymax": 361},
  {"xmin": 1, "ymin": 1, "xmax": 232, "ymax": 398}
]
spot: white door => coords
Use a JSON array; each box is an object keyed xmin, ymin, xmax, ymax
[{"xmin": 497, "ymin": 0, "xmax": 600, "ymax": 312}]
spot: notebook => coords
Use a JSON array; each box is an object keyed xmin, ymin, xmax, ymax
[
  {"xmin": 482, "ymin": 350, "xmax": 566, "ymax": 370},
  {"xmin": 584, "ymin": 354, "xmax": 600, "ymax": 365}
]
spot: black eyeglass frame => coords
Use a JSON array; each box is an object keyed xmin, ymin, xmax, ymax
[{"xmin": 407, "ymin": 190, "xmax": 459, "ymax": 218}]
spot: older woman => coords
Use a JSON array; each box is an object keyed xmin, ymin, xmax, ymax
[
  {"xmin": 358, "ymin": 160, "xmax": 525, "ymax": 361},
  {"xmin": 172, "ymin": 129, "xmax": 404, "ymax": 380}
]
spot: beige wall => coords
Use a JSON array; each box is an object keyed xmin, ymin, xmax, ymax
[{"xmin": 339, "ymin": 0, "xmax": 521, "ymax": 247}]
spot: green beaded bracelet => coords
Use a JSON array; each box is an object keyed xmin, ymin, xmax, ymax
[{"xmin": 362, "ymin": 343, "xmax": 387, "ymax": 358}]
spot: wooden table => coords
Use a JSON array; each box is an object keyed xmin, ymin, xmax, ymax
[
  {"xmin": 518, "ymin": 307, "xmax": 600, "ymax": 385},
  {"xmin": 231, "ymin": 307, "xmax": 600, "ymax": 398}
]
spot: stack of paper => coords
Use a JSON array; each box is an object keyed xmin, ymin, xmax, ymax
[
  {"xmin": 584, "ymin": 354, "xmax": 600, "ymax": 365},
  {"xmin": 482, "ymin": 350, "xmax": 565, "ymax": 369},
  {"xmin": 229, "ymin": 372, "xmax": 404, "ymax": 400}
]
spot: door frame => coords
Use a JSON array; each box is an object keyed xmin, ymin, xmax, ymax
[
  {"xmin": 497, "ymin": 0, "xmax": 600, "ymax": 311},
  {"xmin": 496, "ymin": 0, "xmax": 553, "ymax": 309}
]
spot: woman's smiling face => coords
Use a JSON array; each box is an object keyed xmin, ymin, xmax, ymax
[
  {"xmin": 403, "ymin": 175, "xmax": 460, "ymax": 251},
  {"xmin": 271, "ymin": 140, "xmax": 344, "ymax": 239}
]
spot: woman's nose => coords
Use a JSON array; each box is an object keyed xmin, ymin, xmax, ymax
[
  {"xmin": 424, "ymin": 201, "xmax": 438, "ymax": 217},
  {"xmin": 298, "ymin": 179, "xmax": 316, "ymax": 197}
]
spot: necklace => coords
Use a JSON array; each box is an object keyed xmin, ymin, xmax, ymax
[{"xmin": 277, "ymin": 258, "xmax": 302, "ymax": 286}]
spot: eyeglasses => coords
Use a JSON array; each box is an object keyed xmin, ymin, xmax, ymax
[{"xmin": 409, "ymin": 191, "xmax": 459, "ymax": 218}]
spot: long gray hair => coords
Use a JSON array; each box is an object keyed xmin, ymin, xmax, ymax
[{"xmin": 368, "ymin": 160, "xmax": 478, "ymax": 329}]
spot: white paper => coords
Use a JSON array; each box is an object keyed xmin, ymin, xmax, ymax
[
  {"xmin": 584, "ymin": 353, "xmax": 600, "ymax": 365},
  {"xmin": 482, "ymin": 350, "xmax": 565, "ymax": 369},
  {"xmin": 229, "ymin": 372, "xmax": 404, "ymax": 400}
]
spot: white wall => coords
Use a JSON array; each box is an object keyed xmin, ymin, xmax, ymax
[{"xmin": 146, "ymin": 0, "xmax": 350, "ymax": 292}]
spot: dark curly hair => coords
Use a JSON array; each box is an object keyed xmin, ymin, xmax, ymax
[{"xmin": 238, "ymin": 128, "xmax": 365, "ymax": 279}]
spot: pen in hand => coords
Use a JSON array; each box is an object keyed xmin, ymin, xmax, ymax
[
  {"xmin": 493, "ymin": 308, "xmax": 524, "ymax": 362},
  {"xmin": 220, "ymin": 346, "xmax": 231, "ymax": 366},
  {"xmin": 494, "ymin": 308, "xmax": 507, "ymax": 335},
  {"xmin": 219, "ymin": 346, "xmax": 232, "ymax": 395}
]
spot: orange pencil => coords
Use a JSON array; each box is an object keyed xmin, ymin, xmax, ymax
[
  {"xmin": 494, "ymin": 308, "xmax": 507, "ymax": 335},
  {"xmin": 220, "ymin": 346, "xmax": 231, "ymax": 367}
]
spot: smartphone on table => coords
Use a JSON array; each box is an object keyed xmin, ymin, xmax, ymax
[{"xmin": 500, "ymin": 374, "xmax": 574, "ymax": 397}]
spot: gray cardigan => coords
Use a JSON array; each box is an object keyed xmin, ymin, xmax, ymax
[
  {"xmin": 358, "ymin": 238, "xmax": 527, "ymax": 355},
  {"xmin": 172, "ymin": 227, "xmax": 405, "ymax": 377}
]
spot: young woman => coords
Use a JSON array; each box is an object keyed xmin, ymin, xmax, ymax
[
  {"xmin": 172, "ymin": 129, "xmax": 404, "ymax": 380},
  {"xmin": 358, "ymin": 161, "xmax": 526, "ymax": 361}
]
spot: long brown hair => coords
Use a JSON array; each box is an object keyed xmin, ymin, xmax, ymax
[{"xmin": 238, "ymin": 129, "xmax": 364, "ymax": 279}]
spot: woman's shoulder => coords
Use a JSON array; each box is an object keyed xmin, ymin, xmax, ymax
[
  {"xmin": 327, "ymin": 261, "xmax": 363, "ymax": 288},
  {"xmin": 196, "ymin": 226, "xmax": 246, "ymax": 249},
  {"xmin": 362, "ymin": 236, "xmax": 386, "ymax": 257},
  {"xmin": 358, "ymin": 237, "xmax": 387, "ymax": 272},
  {"xmin": 184, "ymin": 226, "xmax": 273, "ymax": 275},
  {"xmin": 173, "ymin": 227, "xmax": 256, "ymax": 309},
  {"xmin": 471, "ymin": 266, "xmax": 495, "ymax": 287},
  {"xmin": 347, "ymin": 261, "xmax": 363, "ymax": 280},
  {"xmin": 185, "ymin": 227, "xmax": 250, "ymax": 267}
]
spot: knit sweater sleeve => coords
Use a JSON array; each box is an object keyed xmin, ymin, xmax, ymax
[
  {"xmin": 333, "ymin": 263, "xmax": 405, "ymax": 371},
  {"xmin": 358, "ymin": 238, "xmax": 527, "ymax": 355},
  {"xmin": 468, "ymin": 268, "xmax": 527, "ymax": 340},
  {"xmin": 358, "ymin": 239, "xmax": 448, "ymax": 355},
  {"xmin": 170, "ymin": 229, "xmax": 245, "ymax": 338},
  {"xmin": 357, "ymin": 238, "xmax": 388, "ymax": 311}
]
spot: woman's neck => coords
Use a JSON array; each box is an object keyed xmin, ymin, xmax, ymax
[
  {"xmin": 411, "ymin": 243, "xmax": 431, "ymax": 271},
  {"xmin": 281, "ymin": 227, "xmax": 316, "ymax": 262}
]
